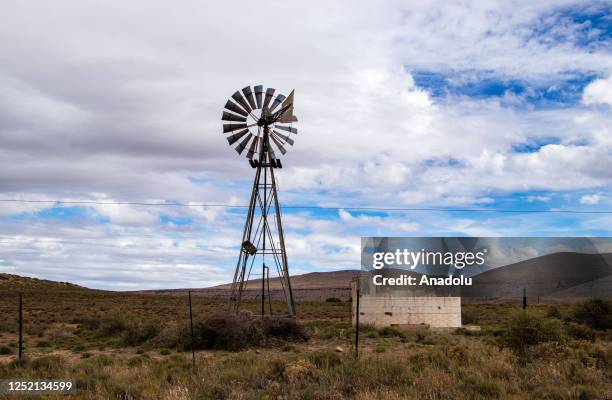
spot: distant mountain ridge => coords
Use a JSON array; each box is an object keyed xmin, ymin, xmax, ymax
[
  {"xmin": 463, "ymin": 251, "xmax": 612, "ymax": 299},
  {"xmin": 211, "ymin": 270, "xmax": 359, "ymax": 290},
  {"xmin": 0, "ymin": 273, "xmax": 86, "ymax": 291},
  {"xmin": 142, "ymin": 270, "xmax": 359, "ymax": 300},
  {"xmin": 2, "ymin": 251, "xmax": 611, "ymax": 301}
]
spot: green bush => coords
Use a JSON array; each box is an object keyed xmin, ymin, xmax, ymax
[
  {"xmin": 0, "ymin": 345, "xmax": 12, "ymax": 355},
  {"xmin": 378, "ymin": 326, "xmax": 406, "ymax": 338},
  {"xmin": 304, "ymin": 321, "xmax": 352, "ymax": 340},
  {"xmin": 123, "ymin": 320, "xmax": 160, "ymax": 346},
  {"xmin": 571, "ymin": 298, "xmax": 612, "ymax": 330},
  {"xmin": 78, "ymin": 309, "xmax": 160, "ymax": 347},
  {"xmin": 99, "ymin": 311, "xmax": 129, "ymax": 336},
  {"xmin": 357, "ymin": 323, "xmax": 377, "ymax": 334},
  {"xmin": 500, "ymin": 312, "xmax": 563, "ymax": 354}
]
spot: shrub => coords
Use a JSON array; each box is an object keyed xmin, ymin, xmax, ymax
[
  {"xmin": 190, "ymin": 313, "xmax": 262, "ymax": 351},
  {"xmin": 462, "ymin": 309, "xmax": 477, "ymax": 325},
  {"xmin": 304, "ymin": 320, "xmax": 353, "ymax": 340},
  {"xmin": 325, "ymin": 297, "xmax": 342, "ymax": 303},
  {"xmin": 378, "ymin": 326, "xmax": 406, "ymax": 338},
  {"xmin": 571, "ymin": 298, "xmax": 612, "ymax": 330},
  {"xmin": 72, "ymin": 344, "xmax": 86, "ymax": 352},
  {"xmin": 30, "ymin": 355, "xmax": 63, "ymax": 373},
  {"xmin": 123, "ymin": 320, "xmax": 160, "ymax": 346},
  {"xmin": 258, "ymin": 317, "xmax": 309, "ymax": 342},
  {"xmin": 358, "ymin": 323, "xmax": 378, "ymax": 334},
  {"xmin": 281, "ymin": 344, "xmax": 297, "ymax": 352},
  {"xmin": 0, "ymin": 345, "xmax": 12, "ymax": 355},
  {"xmin": 375, "ymin": 342, "xmax": 388, "ymax": 353},
  {"xmin": 500, "ymin": 312, "xmax": 563, "ymax": 354},
  {"xmin": 184, "ymin": 313, "xmax": 308, "ymax": 351},
  {"xmin": 460, "ymin": 374, "xmax": 503, "ymax": 398},
  {"xmin": 79, "ymin": 309, "xmax": 160, "ymax": 346},
  {"xmin": 283, "ymin": 359, "xmax": 318, "ymax": 384},
  {"xmin": 98, "ymin": 311, "xmax": 129, "ymax": 336},
  {"xmin": 78, "ymin": 316, "xmax": 101, "ymax": 331},
  {"xmin": 566, "ymin": 322, "xmax": 596, "ymax": 341},
  {"xmin": 546, "ymin": 306, "xmax": 562, "ymax": 319},
  {"xmin": 308, "ymin": 351, "xmax": 341, "ymax": 369}
]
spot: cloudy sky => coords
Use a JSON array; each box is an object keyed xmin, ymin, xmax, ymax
[{"xmin": 1, "ymin": 0, "xmax": 611, "ymax": 290}]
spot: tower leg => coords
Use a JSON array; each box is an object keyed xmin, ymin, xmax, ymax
[
  {"xmin": 229, "ymin": 165, "xmax": 261, "ymax": 313},
  {"xmin": 269, "ymin": 163, "xmax": 296, "ymax": 317}
]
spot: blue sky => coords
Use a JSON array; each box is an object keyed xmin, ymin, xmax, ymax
[{"xmin": 0, "ymin": 0, "xmax": 611, "ymax": 289}]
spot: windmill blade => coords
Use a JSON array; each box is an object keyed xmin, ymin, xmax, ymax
[
  {"xmin": 270, "ymin": 133, "xmax": 287, "ymax": 155},
  {"xmin": 222, "ymin": 111, "xmax": 247, "ymax": 123},
  {"xmin": 267, "ymin": 139, "xmax": 277, "ymax": 160},
  {"xmin": 246, "ymin": 136, "xmax": 259, "ymax": 159},
  {"xmin": 278, "ymin": 90, "xmax": 294, "ymax": 123},
  {"xmin": 231, "ymin": 91, "xmax": 252, "ymax": 113},
  {"xmin": 235, "ymin": 133, "xmax": 253, "ymax": 155},
  {"xmin": 275, "ymin": 125, "xmax": 298, "ymax": 134},
  {"xmin": 262, "ymin": 88, "xmax": 275, "ymax": 110},
  {"xmin": 269, "ymin": 94, "xmax": 286, "ymax": 113},
  {"xmin": 272, "ymin": 130, "xmax": 295, "ymax": 145},
  {"xmin": 227, "ymin": 129, "xmax": 249, "ymax": 145},
  {"xmin": 254, "ymin": 85, "xmax": 263, "ymax": 109},
  {"xmin": 223, "ymin": 123, "xmax": 248, "ymax": 133},
  {"xmin": 224, "ymin": 100, "xmax": 248, "ymax": 117},
  {"xmin": 242, "ymin": 86, "xmax": 257, "ymax": 110}
]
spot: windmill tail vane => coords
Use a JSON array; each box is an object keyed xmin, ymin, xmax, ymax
[{"xmin": 221, "ymin": 85, "xmax": 298, "ymax": 317}]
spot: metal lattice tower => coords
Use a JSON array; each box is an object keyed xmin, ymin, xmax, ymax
[{"xmin": 221, "ymin": 85, "xmax": 298, "ymax": 317}]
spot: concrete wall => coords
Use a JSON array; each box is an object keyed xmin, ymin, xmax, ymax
[{"xmin": 352, "ymin": 282, "xmax": 462, "ymax": 328}]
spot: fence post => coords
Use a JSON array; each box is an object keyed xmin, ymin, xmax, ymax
[
  {"xmin": 523, "ymin": 288, "xmax": 527, "ymax": 310},
  {"xmin": 18, "ymin": 294, "xmax": 23, "ymax": 359},
  {"xmin": 266, "ymin": 266, "xmax": 272, "ymax": 315},
  {"xmin": 355, "ymin": 286, "xmax": 360, "ymax": 358},
  {"xmin": 188, "ymin": 291, "xmax": 195, "ymax": 369},
  {"xmin": 261, "ymin": 265, "xmax": 266, "ymax": 318}
]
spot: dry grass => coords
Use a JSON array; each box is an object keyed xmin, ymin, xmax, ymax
[{"xmin": 0, "ymin": 286, "xmax": 611, "ymax": 399}]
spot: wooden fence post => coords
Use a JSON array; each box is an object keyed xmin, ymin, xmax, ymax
[{"xmin": 188, "ymin": 291, "xmax": 195, "ymax": 369}]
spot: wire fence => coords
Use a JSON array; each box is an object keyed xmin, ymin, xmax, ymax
[{"xmin": 2, "ymin": 198, "xmax": 612, "ymax": 214}]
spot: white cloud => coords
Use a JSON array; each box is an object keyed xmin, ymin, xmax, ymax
[
  {"xmin": 527, "ymin": 195, "xmax": 550, "ymax": 202},
  {"xmin": 583, "ymin": 76, "xmax": 612, "ymax": 106},
  {"xmin": 580, "ymin": 193, "xmax": 603, "ymax": 205},
  {"xmin": 0, "ymin": 1, "xmax": 611, "ymax": 288}
]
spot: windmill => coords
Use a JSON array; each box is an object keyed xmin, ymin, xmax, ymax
[{"xmin": 222, "ymin": 85, "xmax": 298, "ymax": 317}]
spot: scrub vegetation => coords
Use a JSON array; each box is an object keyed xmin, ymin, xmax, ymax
[{"xmin": 0, "ymin": 280, "xmax": 610, "ymax": 399}]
